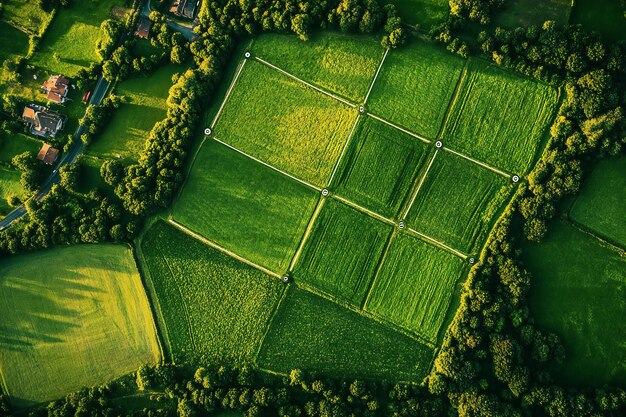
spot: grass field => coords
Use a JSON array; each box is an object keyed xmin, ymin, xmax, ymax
[
  {"xmin": 570, "ymin": 0, "xmax": 626, "ymax": 42},
  {"xmin": 331, "ymin": 116, "xmax": 432, "ymax": 218},
  {"xmin": 365, "ymin": 233, "xmax": 467, "ymax": 342},
  {"xmin": 387, "ymin": 0, "xmax": 449, "ymax": 28},
  {"xmin": 0, "ymin": 167, "xmax": 23, "ymax": 215},
  {"xmin": 252, "ymin": 32, "xmax": 385, "ymax": 103},
  {"xmin": 444, "ymin": 59, "xmax": 559, "ymax": 174},
  {"xmin": 0, "ymin": 21, "xmax": 29, "ymax": 61},
  {"xmin": 570, "ymin": 156, "xmax": 626, "ymax": 247},
  {"xmin": 293, "ymin": 199, "xmax": 393, "ymax": 306},
  {"xmin": 214, "ymin": 59, "xmax": 357, "ymax": 187},
  {"xmin": 523, "ymin": 221, "xmax": 626, "ymax": 386},
  {"xmin": 405, "ymin": 151, "xmax": 512, "ymax": 254},
  {"xmin": 172, "ymin": 140, "xmax": 318, "ymax": 273},
  {"xmin": 257, "ymin": 286, "xmax": 434, "ymax": 381},
  {"xmin": 495, "ymin": 0, "xmax": 572, "ymax": 28},
  {"xmin": 367, "ymin": 40, "xmax": 465, "ymax": 140},
  {"xmin": 0, "ymin": 133, "xmax": 41, "ymax": 164},
  {"xmin": 139, "ymin": 221, "xmax": 284, "ymax": 364},
  {"xmin": 1, "ymin": 0, "xmax": 51, "ymax": 33},
  {"xmin": 0, "ymin": 244, "xmax": 160, "ymax": 407}
]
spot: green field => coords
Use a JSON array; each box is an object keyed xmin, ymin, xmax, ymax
[
  {"xmin": 1, "ymin": 0, "xmax": 52, "ymax": 33},
  {"xmin": 0, "ymin": 21, "xmax": 29, "ymax": 61},
  {"xmin": 495, "ymin": 0, "xmax": 572, "ymax": 28},
  {"xmin": 365, "ymin": 233, "xmax": 467, "ymax": 342},
  {"xmin": 570, "ymin": 0, "xmax": 626, "ymax": 42},
  {"xmin": 523, "ymin": 221, "xmax": 626, "ymax": 386},
  {"xmin": 444, "ymin": 59, "xmax": 559, "ymax": 174},
  {"xmin": 139, "ymin": 221, "xmax": 284, "ymax": 364},
  {"xmin": 293, "ymin": 199, "xmax": 392, "ymax": 306},
  {"xmin": 367, "ymin": 40, "xmax": 465, "ymax": 140},
  {"xmin": 257, "ymin": 286, "xmax": 434, "ymax": 381},
  {"xmin": 331, "ymin": 116, "xmax": 431, "ymax": 218},
  {"xmin": 252, "ymin": 32, "xmax": 385, "ymax": 103},
  {"xmin": 214, "ymin": 59, "xmax": 357, "ymax": 187},
  {"xmin": 172, "ymin": 140, "xmax": 318, "ymax": 273},
  {"xmin": 0, "ymin": 133, "xmax": 41, "ymax": 164},
  {"xmin": 0, "ymin": 244, "xmax": 160, "ymax": 407},
  {"xmin": 405, "ymin": 151, "xmax": 512, "ymax": 254},
  {"xmin": 387, "ymin": 0, "xmax": 449, "ymax": 28},
  {"xmin": 0, "ymin": 167, "xmax": 23, "ymax": 215},
  {"xmin": 570, "ymin": 156, "xmax": 626, "ymax": 247}
]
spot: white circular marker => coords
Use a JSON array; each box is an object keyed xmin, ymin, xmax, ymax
[
  {"xmin": 435, "ymin": 141, "xmax": 443, "ymax": 148},
  {"xmin": 359, "ymin": 106, "xmax": 364, "ymax": 113},
  {"xmin": 245, "ymin": 52, "xmax": 251, "ymax": 59},
  {"xmin": 282, "ymin": 275, "xmax": 289, "ymax": 283},
  {"xmin": 469, "ymin": 257, "xmax": 475, "ymax": 264},
  {"xmin": 204, "ymin": 128, "xmax": 212, "ymax": 136},
  {"xmin": 321, "ymin": 189, "xmax": 329, "ymax": 197},
  {"xmin": 512, "ymin": 175, "xmax": 520, "ymax": 183},
  {"xmin": 398, "ymin": 221, "xmax": 405, "ymax": 230}
]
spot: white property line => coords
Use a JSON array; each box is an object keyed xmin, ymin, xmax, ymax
[
  {"xmin": 443, "ymin": 146, "xmax": 512, "ymax": 179},
  {"xmin": 210, "ymin": 57, "xmax": 248, "ymax": 129},
  {"xmin": 288, "ymin": 197, "xmax": 326, "ymax": 273},
  {"xmin": 254, "ymin": 56, "xmax": 357, "ymax": 108},
  {"xmin": 406, "ymin": 227, "xmax": 468, "ymax": 260},
  {"xmin": 363, "ymin": 48, "xmax": 389, "ymax": 105},
  {"xmin": 331, "ymin": 194, "xmax": 396, "ymax": 227},
  {"xmin": 212, "ymin": 136, "xmax": 322, "ymax": 192},
  {"xmin": 167, "ymin": 219, "xmax": 282, "ymax": 279},
  {"xmin": 366, "ymin": 112, "xmax": 431, "ymax": 144},
  {"xmin": 326, "ymin": 114, "xmax": 361, "ymax": 187},
  {"xmin": 400, "ymin": 149, "xmax": 439, "ymax": 220}
]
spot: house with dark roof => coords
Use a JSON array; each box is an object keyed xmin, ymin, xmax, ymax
[
  {"xmin": 22, "ymin": 104, "xmax": 65, "ymax": 137},
  {"xmin": 41, "ymin": 75, "xmax": 70, "ymax": 104},
  {"xmin": 174, "ymin": 0, "xmax": 200, "ymax": 19},
  {"xmin": 36, "ymin": 143, "xmax": 60, "ymax": 165},
  {"xmin": 135, "ymin": 16, "xmax": 151, "ymax": 39}
]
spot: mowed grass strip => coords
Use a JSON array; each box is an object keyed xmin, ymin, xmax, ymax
[
  {"xmin": 293, "ymin": 199, "xmax": 392, "ymax": 306},
  {"xmin": 252, "ymin": 32, "xmax": 385, "ymax": 103},
  {"xmin": 365, "ymin": 233, "xmax": 466, "ymax": 342},
  {"xmin": 405, "ymin": 151, "xmax": 512, "ymax": 254},
  {"xmin": 140, "ymin": 221, "xmax": 284, "ymax": 365},
  {"xmin": 257, "ymin": 286, "xmax": 434, "ymax": 381},
  {"xmin": 332, "ymin": 116, "xmax": 431, "ymax": 218},
  {"xmin": 445, "ymin": 59, "xmax": 559, "ymax": 174},
  {"xmin": 214, "ymin": 59, "xmax": 357, "ymax": 187},
  {"xmin": 367, "ymin": 40, "xmax": 465, "ymax": 140},
  {"xmin": 172, "ymin": 140, "xmax": 318, "ymax": 273},
  {"xmin": 0, "ymin": 244, "xmax": 160, "ymax": 408}
]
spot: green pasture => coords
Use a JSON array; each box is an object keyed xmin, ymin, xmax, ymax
[
  {"xmin": 0, "ymin": 167, "xmax": 23, "ymax": 215},
  {"xmin": 1, "ymin": 0, "xmax": 51, "ymax": 33},
  {"xmin": 387, "ymin": 0, "xmax": 449, "ymax": 28},
  {"xmin": 214, "ymin": 59, "xmax": 357, "ymax": 187},
  {"xmin": 172, "ymin": 140, "xmax": 318, "ymax": 273},
  {"xmin": 523, "ymin": 221, "xmax": 626, "ymax": 386},
  {"xmin": 0, "ymin": 244, "xmax": 160, "ymax": 408},
  {"xmin": 257, "ymin": 286, "xmax": 434, "ymax": 381},
  {"xmin": 252, "ymin": 32, "xmax": 385, "ymax": 103},
  {"xmin": 570, "ymin": 0, "xmax": 626, "ymax": 42},
  {"xmin": 0, "ymin": 133, "xmax": 41, "ymax": 164},
  {"xmin": 331, "ymin": 116, "xmax": 431, "ymax": 218},
  {"xmin": 0, "ymin": 21, "xmax": 29, "ymax": 61},
  {"xmin": 495, "ymin": 0, "xmax": 572, "ymax": 28},
  {"xmin": 139, "ymin": 221, "xmax": 284, "ymax": 364},
  {"xmin": 367, "ymin": 40, "xmax": 465, "ymax": 140}
]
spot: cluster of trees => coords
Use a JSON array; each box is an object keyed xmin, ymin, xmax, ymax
[
  {"xmin": 449, "ymin": 0, "xmax": 503, "ymax": 25},
  {"xmin": 96, "ymin": 19, "xmax": 124, "ymax": 61},
  {"xmin": 79, "ymin": 95, "xmax": 123, "ymax": 144},
  {"xmin": 38, "ymin": 0, "xmax": 70, "ymax": 13},
  {"xmin": 11, "ymin": 151, "xmax": 45, "ymax": 195},
  {"xmin": 149, "ymin": 11, "xmax": 190, "ymax": 64}
]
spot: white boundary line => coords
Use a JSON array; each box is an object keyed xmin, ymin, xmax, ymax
[
  {"xmin": 332, "ymin": 194, "xmax": 396, "ymax": 227},
  {"xmin": 406, "ymin": 227, "xmax": 468, "ymax": 260},
  {"xmin": 400, "ymin": 149, "xmax": 439, "ymax": 220},
  {"xmin": 443, "ymin": 147, "xmax": 511, "ymax": 178},
  {"xmin": 210, "ymin": 57, "xmax": 248, "ymax": 129},
  {"xmin": 288, "ymin": 197, "xmax": 326, "ymax": 272},
  {"xmin": 326, "ymin": 114, "xmax": 361, "ymax": 187},
  {"xmin": 254, "ymin": 56, "xmax": 357, "ymax": 108},
  {"xmin": 363, "ymin": 48, "xmax": 389, "ymax": 105},
  {"xmin": 366, "ymin": 112, "xmax": 431, "ymax": 144}
]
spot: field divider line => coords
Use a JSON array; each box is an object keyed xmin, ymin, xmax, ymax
[
  {"xmin": 210, "ymin": 56, "xmax": 248, "ymax": 129},
  {"xmin": 406, "ymin": 227, "xmax": 468, "ymax": 260},
  {"xmin": 331, "ymin": 194, "xmax": 396, "ymax": 227},
  {"xmin": 253, "ymin": 284, "xmax": 290, "ymax": 364},
  {"xmin": 326, "ymin": 114, "xmax": 361, "ymax": 187},
  {"xmin": 212, "ymin": 136, "xmax": 322, "ymax": 192},
  {"xmin": 167, "ymin": 219, "xmax": 282, "ymax": 279},
  {"xmin": 442, "ymin": 146, "xmax": 511, "ymax": 178},
  {"xmin": 288, "ymin": 197, "xmax": 326, "ymax": 273},
  {"xmin": 363, "ymin": 48, "xmax": 389, "ymax": 105},
  {"xmin": 435, "ymin": 59, "xmax": 469, "ymax": 140},
  {"xmin": 400, "ymin": 149, "xmax": 439, "ymax": 220},
  {"xmin": 366, "ymin": 112, "xmax": 430, "ymax": 144},
  {"xmin": 361, "ymin": 229, "xmax": 397, "ymax": 310},
  {"xmin": 254, "ymin": 56, "xmax": 357, "ymax": 108}
]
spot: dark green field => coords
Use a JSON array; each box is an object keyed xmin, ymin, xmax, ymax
[{"xmin": 570, "ymin": 0, "xmax": 626, "ymax": 42}]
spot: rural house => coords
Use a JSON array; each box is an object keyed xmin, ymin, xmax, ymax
[
  {"xmin": 22, "ymin": 104, "xmax": 65, "ymax": 137},
  {"xmin": 41, "ymin": 75, "xmax": 70, "ymax": 104},
  {"xmin": 135, "ymin": 16, "xmax": 151, "ymax": 39},
  {"xmin": 172, "ymin": 0, "xmax": 201, "ymax": 19},
  {"xmin": 36, "ymin": 143, "xmax": 60, "ymax": 165}
]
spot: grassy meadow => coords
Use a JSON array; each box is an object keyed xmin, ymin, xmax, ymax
[
  {"xmin": 387, "ymin": 0, "xmax": 449, "ymax": 28},
  {"xmin": 0, "ymin": 21, "xmax": 29, "ymax": 61},
  {"xmin": 0, "ymin": 167, "xmax": 23, "ymax": 215},
  {"xmin": 570, "ymin": 0, "xmax": 626, "ymax": 42},
  {"xmin": 495, "ymin": 0, "xmax": 572, "ymax": 28},
  {"xmin": 1, "ymin": 0, "xmax": 52, "ymax": 33}
]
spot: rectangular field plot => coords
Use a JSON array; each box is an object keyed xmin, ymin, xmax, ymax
[
  {"xmin": 257, "ymin": 286, "xmax": 434, "ymax": 381},
  {"xmin": 495, "ymin": 0, "xmax": 571, "ymax": 28},
  {"xmin": 405, "ymin": 152, "xmax": 512, "ymax": 254},
  {"xmin": 331, "ymin": 116, "xmax": 432, "ymax": 218},
  {"xmin": 252, "ymin": 32, "xmax": 385, "ymax": 103},
  {"xmin": 139, "ymin": 221, "xmax": 284, "ymax": 365},
  {"xmin": 293, "ymin": 199, "xmax": 393, "ymax": 306},
  {"xmin": 367, "ymin": 40, "xmax": 465, "ymax": 140},
  {"xmin": 444, "ymin": 59, "xmax": 559, "ymax": 174},
  {"xmin": 0, "ymin": 244, "xmax": 160, "ymax": 408},
  {"xmin": 172, "ymin": 141, "xmax": 318, "ymax": 274},
  {"xmin": 365, "ymin": 233, "xmax": 466, "ymax": 342},
  {"xmin": 387, "ymin": 0, "xmax": 449, "ymax": 28},
  {"xmin": 214, "ymin": 59, "xmax": 357, "ymax": 187}
]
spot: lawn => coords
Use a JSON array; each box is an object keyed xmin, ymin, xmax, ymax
[
  {"xmin": 570, "ymin": 0, "xmax": 626, "ymax": 42},
  {"xmin": 364, "ymin": 233, "xmax": 467, "ymax": 343},
  {"xmin": 405, "ymin": 151, "xmax": 513, "ymax": 254},
  {"xmin": 0, "ymin": 167, "xmax": 23, "ymax": 215},
  {"xmin": 386, "ymin": 0, "xmax": 449, "ymax": 28},
  {"xmin": 139, "ymin": 221, "xmax": 284, "ymax": 365},
  {"xmin": 1, "ymin": 0, "xmax": 52, "ymax": 34},
  {"xmin": 494, "ymin": 0, "xmax": 572, "ymax": 28},
  {"xmin": 172, "ymin": 140, "xmax": 319, "ymax": 274},
  {"xmin": 214, "ymin": 59, "xmax": 357, "ymax": 187},
  {"xmin": 331, "ymin": 116, "xmax": 432, "ymax": 218},
  {"xmin": 0, "ymin": 21, "xmax": 29, "ymax": 61},
  {"xmin": 523, "ymin": 221, "xmax": 626, "ymax": 386},
  {"xmin": 293, "ymin": 199, "xmax": 393, "ymax": 306},
  {"xmin": 251, "ymin": 32, "xmax": 385, "ymax": 103},
  {"xmin": 0, "ymin": 133, "xmax": 41, "ymax": 164},
  {"xmin": 367, "ymin": 39, "xmax": 465, "ymax": 140},
  {"xmin": 444, "ymin": 58, "xmax": 559, "ymax": 174},
  {"xmin": 570, "ymin": 156, "xmax": 626, "ymax": 247},
  {"xmin": 0, "ymin": 244, "xmax": 160, "ymax": 408},
  {"xmin": 257, "ymin": 286, "xmax": 435, "ymax": 381}
]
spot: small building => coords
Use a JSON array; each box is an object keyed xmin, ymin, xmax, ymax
[
  {"xmin": 41, "ymin": 75, "xmax": 70, "ymax": 104},
  {"xmin": 135, "ymin": 16, "xmax": 152, "ymax": 39},
  {"xmin": 22, "ymin": 104, "xmax": 65, "ymax": 137},
  {"xmin": 36, "ymin": 143, "xmax": 60, "ymax": 165},
  {"xmin": 173, "ymin": 0, "xmax": 200, "ymax": 19}
]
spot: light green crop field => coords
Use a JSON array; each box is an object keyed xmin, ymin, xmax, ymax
[
  {"xmin": 257, "ymin": 286, "xmax": 434, "ymax": 381},
  {"xmin": 0, "ymin": 244, "xmax": 160, "ymax": 408},
  {"xmin": 444, "ymin": 59, "xmax": 559, "ymax": 174},
  {"xmin": 405, "ymin": 151, "xmax": 512, "ymax": 254},
  {"xmin": 523, "ymin": 221, "xmax": 626, "ymax": 386},
  {"xmin": 331, "ymin": 116, "xmax": 432, "ymax": 218},
  {"xmin": 0, "ymin": 21, "xmax": 29, "ymax": 61},
  {"xmin": 0, "ymin": 167, "xmax": 23, "ymax": 215},
  {"xmin": 387, "ymin": 0, "xmax": 449, "ymax": 28},
  {"xmin": 252, "ymin": 32, "xmax": 385, "ymax": 103},
  {"xmin": 1, "ymin": 0, "xmax": 52, "ymax": 33},
  {"xmin": 139, "ymin": 221, "xmax": 284, "ymax": 365},
  {"xmin": 495, "ymin": 0, "xmax": 572, "ymax": 28},
  {"xmin": 293, "ymin": 199, "xmax": 393, "ymax": 306},
  {"xmin": 214, "ymin": 59, "xmax": 357, "ymax": 187},
  {"xmin": 172, "ymin": 140, "xmax": 318, "ymax": 273},
  {"xmin": 365, "ymin": 233, "xmax": 467, "ymax": 342},
  {"xmin": 570, "ymin": 156, "xmax": 626, "ymax": 247},
  {"xmin": 367, "ymin": 39, "xmax": 465, "ymax": 140}
]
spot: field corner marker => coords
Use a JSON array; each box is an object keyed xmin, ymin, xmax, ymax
[
  {"xmin": 435, "ymin": 140, "xmax": 443, "ymax": 148},
  {"xmin": 321, "ymin": 188, "xmax": 329, "ymax": 197},
  {"xmin": 398, "ymin": 221, "xmax": 405, "ymax": 230},
  {"xmin": 245, "ymin": 51, "xmax": 251, "ymax": 59},
  {"xmin": 359, "ymin": 105, "xmax": 365, "ymax": 114},
  {"xmin": 512, "ymin": 175, "xmax": 520, "ymax": 183},
  {"xmin": 282, "ymin": 275, "xmax": 290, "ymax": 283},
  {"xmin": 468, "ymin": 257, "xmax": 475, "ymax": 265},
  {"xmin": 204, "ymin": 127, "xmax": 212, "ymax": 136}
]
